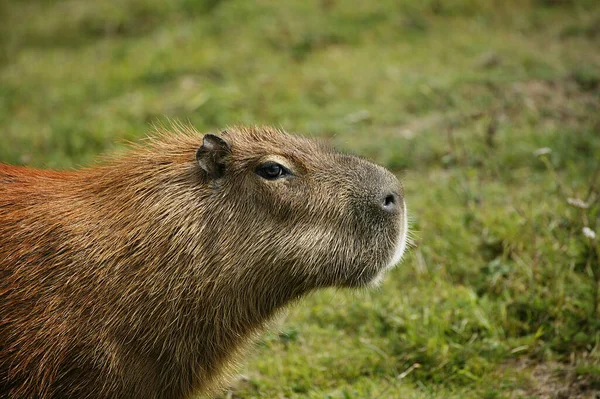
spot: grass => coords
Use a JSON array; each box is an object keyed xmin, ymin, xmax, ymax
[{"xmin": 2, "ymin": 0, "xmax": 600, "ymax": 397}]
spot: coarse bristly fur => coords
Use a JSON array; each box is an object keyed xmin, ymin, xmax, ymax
[{"xmin": 0, "ymin": 125, "xmax": 408, "ymax": 399}]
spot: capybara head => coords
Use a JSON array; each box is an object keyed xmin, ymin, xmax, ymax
[{"xmin": 193, "ymin": 126, "xmax": 407, "ymax": 289}]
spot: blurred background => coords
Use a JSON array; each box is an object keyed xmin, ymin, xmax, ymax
[{"xmin": 1, "ymin": 0, "xmax": 599, "ymax": 397}]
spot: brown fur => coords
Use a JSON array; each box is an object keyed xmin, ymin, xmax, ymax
[{"xmin": 0, "ymin": 125, "xmax": 406, "ymax": 398}]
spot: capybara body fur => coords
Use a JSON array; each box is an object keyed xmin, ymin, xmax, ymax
[{"xmin": 0, "ymin": 125, "xmax": 407, "ymax": 398}]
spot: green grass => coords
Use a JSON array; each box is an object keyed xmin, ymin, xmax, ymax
[{"xmin": 2, "ymin": 0, "xmax": 600, "ymax": 397}]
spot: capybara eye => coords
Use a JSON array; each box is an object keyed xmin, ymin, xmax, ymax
[{"xmin": 255, "ymin": 162, "xmax": 289, "ymax": 180}]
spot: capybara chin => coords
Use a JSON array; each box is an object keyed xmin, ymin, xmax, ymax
[{"xmin": 0, "ymin": 125, "xmax": 408, "ymax": 399}]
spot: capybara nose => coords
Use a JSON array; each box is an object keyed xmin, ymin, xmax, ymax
[{"xmin": 380, "ymin": 192, "xmax": 399, "ymax": 213}]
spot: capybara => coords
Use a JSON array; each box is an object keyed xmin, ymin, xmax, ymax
[{"xmin": 0, "ymin": 125, "xmax": 408, "ymax": 398}]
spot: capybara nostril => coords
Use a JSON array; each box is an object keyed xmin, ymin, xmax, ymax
[{"xmin": 381, "ymin": 192, "xmax": 398, "ymax": 213}]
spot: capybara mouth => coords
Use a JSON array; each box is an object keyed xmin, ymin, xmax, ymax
[
  {"xmin": 387, "ymin": 201, "xmax": 409, "ymax": 269},
  {"xmin": 364, "ymin": 201, "xmax": 409, "ymax": 288}
]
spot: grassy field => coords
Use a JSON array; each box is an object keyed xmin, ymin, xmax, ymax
[{"xmin": 2, "ymin": 0, "xmax": 600, "ymax": 397}]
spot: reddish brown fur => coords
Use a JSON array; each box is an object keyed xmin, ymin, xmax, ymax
[{"xmin": 0, "ymin": 125, "xmax": 406, "ymax": 398}]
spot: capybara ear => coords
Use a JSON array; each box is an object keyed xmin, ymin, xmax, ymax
[{"xmin": 196, "ymin": 134, "xmax": 231, "ymax": 180}]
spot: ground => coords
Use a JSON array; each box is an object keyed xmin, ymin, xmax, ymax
[{"xmin": 1, "ymin": 0, "xmax": 599, "ymax": 398}]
